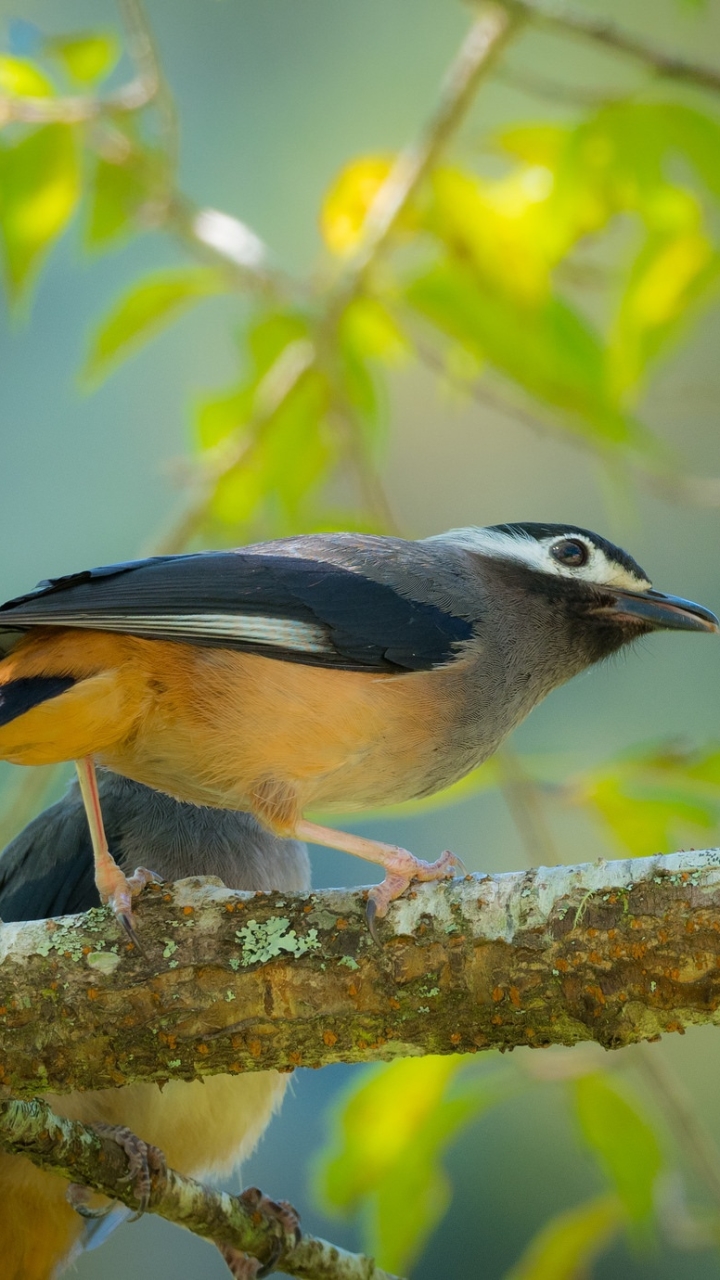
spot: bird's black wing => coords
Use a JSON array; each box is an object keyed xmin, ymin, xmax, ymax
[
  {"xmin": 0, "ymin": 792, "xmax": 101, "ymax": 922},
  {"xmin": 0, "ymin": 550, "xmax": 473, "ymax": 672}
]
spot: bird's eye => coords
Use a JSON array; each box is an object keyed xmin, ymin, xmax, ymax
[{"xmin": 549, "ymin": 538, "xmax": 589, "ymax": 568}]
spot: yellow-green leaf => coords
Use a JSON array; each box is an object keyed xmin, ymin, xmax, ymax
[
  {"xmin": 573, "ymin": 1075, "xmax": 662, "ymax": 1225},
  {"xmin": 504, "ymin": 1195, "xmax": 622, "ymax": 1280},
  {"xmin": 0, "ymin": 55, "xmax": 53, "ymax": 97},
  {"xmin": 316, "ymin": 1057, "xmax": 508, "ymax": 1274},
  {"xmin": 46, "ymin": 32, "xmax": 119, "ymax": 85},
  {"xmin": 569, "ymin": 742, "xmax": 720, "ymax": 857},
  {"xmin": 318, "ymin": 1057, "xmax": 468, "ymax": 1211},
  {"xmin": 406, "ymin": 260, "xmax": 648, "ymax": 450},
  {"xmin": 0, "ymin": 124, "xmax": 80, "ymax": 300},
  {"xmin": 87, "ymin": 150, "xmax": 156, "ymax": 247},
  {"xmin": 320, "ymin": 155, "xmax": 394, "ymax": 255},
  {"xmin": 83, "ymin": 268, "xmax": 225, "ymax": 385}
]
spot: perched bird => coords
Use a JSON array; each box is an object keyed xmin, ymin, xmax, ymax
[
  {"xmin": 0, "ymin": 770, "xmax": 310, "ymax": 1280},
  {"xmin": 0, "ymin": 523, "xmax": 715, "ymax": 929}
]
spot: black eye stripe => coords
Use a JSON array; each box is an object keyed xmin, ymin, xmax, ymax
[{"xmin": 549, "ymin": 538, "xmax": 589, "ymax": 568}]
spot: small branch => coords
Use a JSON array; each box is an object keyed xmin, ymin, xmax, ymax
[
  {"xmin": 342, "ymin": 3, "xmax": 518, "ymax": 286},
  {"xmin": 151, "ymin": 338, "xmax": 316, "ymax": 553},
  {"xmin": 117, "ymin": 0, "xmax": 179, "ymax": 182},
  {"xmin": 0, "ymin": 77, "xmax": 155, "ymax": 126},
  {"xmin": 504, "ymin": 0, "xmax": 720, "ymax": 95},
  {"xmin": 632, "ymin": 1042, "xmax": 720, "ymax": 1216},
  {"xmin": 0, "ymin": 1098, "xmax": 396, "ymax": 1280},
  {"xmin": 4, "ymin": 851, "xmax": 720, "ymax": 1096}
]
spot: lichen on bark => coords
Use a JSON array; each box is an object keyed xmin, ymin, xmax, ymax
[{"xmin": 2, "ymin": 848, "xmax": 720, "ymax": 1096}]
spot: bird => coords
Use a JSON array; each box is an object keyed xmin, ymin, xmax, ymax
[
  {"xmin": 0, "ymin": 522, "xmax": 715, "ymax": 932},
  {"xmin": 0, "ymin": 768, "xmax": 310, "ymax": 1280}
]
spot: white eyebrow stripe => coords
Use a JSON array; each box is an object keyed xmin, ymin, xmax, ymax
[
  {"xmin": 4, "ymin": 612, "xmax": 334, "ymax": 654},
  {"xmin": 428, "ymin": 528, "xmax": 651, "ymax": 592}
]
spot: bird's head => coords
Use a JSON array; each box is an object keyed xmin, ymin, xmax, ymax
[{"xmin": 430, "ymin": 521, "xmax": 718, "ymax": 673}]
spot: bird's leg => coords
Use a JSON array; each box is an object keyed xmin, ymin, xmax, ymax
[
  {"xmin": 75, "ymin": 757, "xmax": 159, "ymax": 942},
  {"xmin": 216, "ymin": 1188, "xmax": 301, "ymax": 1279},
  {"xmin": 294, "ymin": 820, "xmax": 465, "ymax": 933}
]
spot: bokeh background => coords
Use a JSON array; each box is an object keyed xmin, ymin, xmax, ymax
[{"xmin": 1, "ymin": 0, "xmax": 720, "ymax": 1276}]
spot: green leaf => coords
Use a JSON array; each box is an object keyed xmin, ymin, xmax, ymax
[
  {"xmin": 406, "ymin": 260, "xmax": 647, "ymax": 449},
  {"xmin": 504, "ymin": 1195, "xmax": 622, "ymax": 1280},
  {"xmin": 0, "ymin": 55, "xmax": 53, "ymax": 97},
  {"xmin": 46, "ymin": 32, "xmax": 119, "ymax": 85},
  {"xmin": 83, "ymin": 268, "xmax": 225, "ymax": 385},
  {"xmin": 318, "ymin": 1058, "xmax": 469, "ymax": 1212},
  {"xmin": 209, "ymin": 365, "xmax": 331, "ymax": 532},
  {"xmin": 573, "ymin": 1075, "xmax": 662, "ymax": 1225},
  {"xmin": 86, "ymin": 148, "xmax": 157, "ymax": 248},
  {"xmin": 0, "ymin": 124, "xmax": 80, "ymax": 301},
  {"xmin": 315, "ymin": 1057, "xmax": 509, "ymax": 1274},
  {"xmin": 570, "ymin": 742, "xmax": 720, "ymax": 857}
]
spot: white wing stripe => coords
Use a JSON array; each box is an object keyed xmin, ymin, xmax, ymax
[{"xmin": 3, "ymin": 612, "xmax": 333, "ymax": 654}]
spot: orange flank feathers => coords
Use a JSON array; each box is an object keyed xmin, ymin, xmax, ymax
[{"xmin": 0, "ymin": 626, "xmax": 469, "ymax": 822}]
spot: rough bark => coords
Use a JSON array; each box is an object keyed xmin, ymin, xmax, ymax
[
  {"xmin": 0, "ymin": 1097, "xmax": 396, "ymax": 1280},
  {"xmin": 2, "ymin": 850, "xmax": 720, "ymax": 1096}
]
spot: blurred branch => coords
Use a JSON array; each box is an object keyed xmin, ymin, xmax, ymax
[
  {"xmin": 495, "ymin": 749, "xmax": 559, "ymax": 866},
  {"xmin": 0, "ymin": 77, "xmax": 156, "ymax": 126},
  {"xmin": 497, "ymin": 63, "xmax": 624, "ymax": 106},
  {"xmin": 504, "ymin": 0, "xmax": 720, "ymax": 95},
  {"xmin": 117, "ymin": 0, "xmax": 178, "ymax": 178},
  {"xmin": 338, "ymin": 3, "xmax": 519, "ymax": 290},
  {"xmin": 0, "ymin": 1098, "xmax": 396, "ymax": 1280},
  {"xmin": 5, "ymin": 852, "xmax": 720, "ymax": 1096},
  {"xmin": 151, "ymin": 337, "xmax": 316, "ymax": 553},
  {"xmin": 153, "ymin": 3, "xmax": 520, "ymax": 549},
  {"xmin": 632, "ymin": 1042, "xmax": 720, "ymax": 1216}
]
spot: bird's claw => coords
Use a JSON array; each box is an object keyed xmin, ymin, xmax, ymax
[
  {"xmin": 226, "ymin": 1187, "xmax": 301, "ymax": 1278},
  {"xmin": 66, "ymin": 1183, "xmax": 114, "ymax": 1219},
  {"xmin": 216, "ymin": 1245, "xmax": 265, "ymax": 1279},
  {"xmin": 366, "ymin": 848, "xmax": 466, "ymax": 941},
  {"xmin": 92, "ymin": 1123, "xmax": 166, "ymax": 1219},
  {"xmin": 102, "ymin": 865, "xmax": 162, "ymax": 947}
]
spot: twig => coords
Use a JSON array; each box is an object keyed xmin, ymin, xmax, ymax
[
  {"xmin": 117, "ymin": 0, "xmax": 178, "ymax": 191},
  {"xmin": 0, "ymin": 1097, "xmax": 397, "ymax": 1280},
  {"xmin": 504, "ymin": 0, "xmax": 720, "ymax": 95},
  {"xmin": 149, "ymin": 4, "xmax": 520, "ymax": 548},
  {"xmin": 341, "ymin": 3, "xmax": 518, "ymax": 288},
  {"xmin": 0, "ymin": 78, "xmax": 155, "ymax": 126},
  {"xmin": 632, "ymin": 1042, "xmax": 720, "ymax": 1216},
  {"xmin": 495, "ymin": 749, "xmax": 559, "ymax": 866},
  {"xmin": 497, "ymin": 63, "xmax": 625, "ymax": 106},
  {"xmin": 150, "ymin": 338, "xmax": 316, "ymax": 554}
]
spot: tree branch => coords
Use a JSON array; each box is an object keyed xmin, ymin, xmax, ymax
[
  {"xmin": 3, "ymin": 849, "xmax": 720, "ymax": 1097},
  {"xmin": 0, "ymin": 1097, "xmax": 396, "ymax": 1280},
  {"xmin": 504, "ymin": 0, "xmax": 720, "ymax": 95}
]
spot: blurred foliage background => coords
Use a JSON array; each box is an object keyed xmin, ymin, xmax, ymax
[{"xmin": 2, "ymin": 0, "xmax": 720, "ymax": 1275}]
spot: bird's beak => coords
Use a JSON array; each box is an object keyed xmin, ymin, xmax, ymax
[{"xmin": 595, "ymin": 588, "xmax": 720, "ymax": 633}]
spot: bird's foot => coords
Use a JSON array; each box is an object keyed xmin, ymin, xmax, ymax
[
  {"xmin": 91, "ymin": 1123, "xmax": 166, "ymax": 1219},
  {"xmin": 66, "ymin": 1182, "xmax": 114, "ymax": 1220},
  {"xmin": 219, "ymin": 1187, "xmax": 302, "ymax": 1278},
  {"xmin": 99, "ymin": 863, "xmax": 162, "ymax": 947},
  {"xmin": 216, "ymin": 1245, "xmax": 265, "ymax": 1279},
  {"xmin": 366, "ymin": 848, "xmax": 466, "ymax": 941}
]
